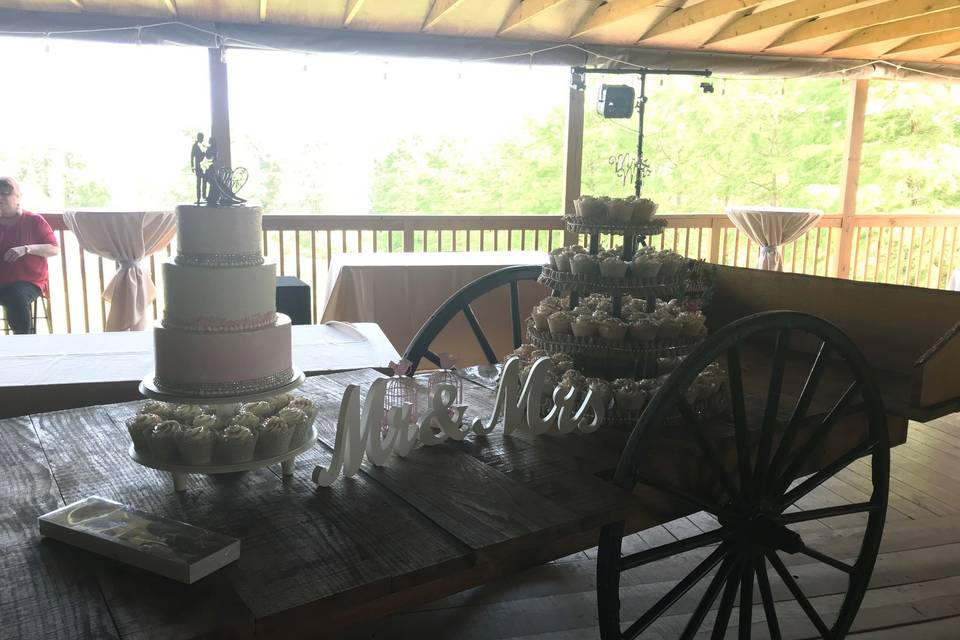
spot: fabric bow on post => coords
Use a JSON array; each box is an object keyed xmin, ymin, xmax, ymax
[
  {"xmin": 725, "ymin": 206, "xmax": 822, "ymax": 271},
  {"xmin": 64, "ymin": 211, "xmax": 177, "ymax": 331}
]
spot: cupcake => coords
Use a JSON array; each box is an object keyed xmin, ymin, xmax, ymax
[
  {"xmin": 269, "ymin": 393, "xmax": 294, "ymax": 412},
  {"xmin": 632, "ymin": 198, "xmax": 658, "ymax": 223},
  {"xmin": 657, "ymin": 317, "xmax": 683, "ymax": 342},
  {"xmin": 599, "ymin": 257, "xmax": 628, "ymax": 279},
  {"xmin": 205, "ymin": 403, "xmax": 240, "ymax": 419},
  {"xmin": 586, "ymin": 378, "xmax": 612, "ymax": 407},
  {"xmin": 555, "ymin": 251, "xmax": 573, "ymax": 273},
  {"xmin": 242, "ymin": 401, "xmax": 273, "ymax": 419},
  {"xmin": 547, "ymin": 311, "xmax": 573, "ymax": 335},
  {"xmin": 257, "ymin": 416, "xmax": 295, "ymax": 457},
  {"xmin": 629, "ymin": 318, "xmax": 660, "ymax": 342},
  {"xmin": 127, "ymin": 413, "xmax": 161, "ymax": 453},
  {"xmin": 148, "ymin": 421, "xmax": 182, "ymax": 462},
  {"xmin": 678, "ymin": 312, "xmax": 706, "ymax": 338},
  {"xmin": 177, "ymin": 425, "xmax": 216, "ymax": 465},
  {"xmin": 230, "ymin": 411, "xmax": 261, "ymax": 431},
  {"xmin": 216, "ymin": 425, "xmax": 258, "ymax": 464},
  {"xmin": 613, "ymin": 381, "xmax": 649, "ymax": 411},
  {"xmin": 278, "ymin": 406, "xmax": 309, "ymax": 444},
  {"xmin": 193, "ymin": 413, "xmax": 227, "ymax": 431},
  {"xmin": 631, "ymin": 255, "xmax": 662, "ymax": 280},
  {"xmin": 560, "ymin": 369, "xmax": 586, "ymax": 391},
  {"xmin": 571, "ymin": 253, "xmax": 599, "ymax": 277},
  {"xmin": 597, "ymin": 318, "xmax": 628, "ymax": 341},
  {"xmin": 608, "ymin": 199, "xmax": 633, "ymax": 223},
  {"xmin": 287, "ymin": 396, "xmax": 315, "ymax": 414},
  {"xmin": 532, "ymin": 305, "xmax": 551, "ymax": 331},
  {"xmin": 577, "ymin": 197, "xmax": 607, "ymax": 222},
  {"xmin": 142, "ymin": 400, "xmax": 174, "ymax": 419},
  {"xmin": 659, "ymin": 251, "xmax": 687, "ymax": 279},
  {"xmin": 173, "ymin": 404, "xmax": 203, "ymax": 424},
  {"xmin": 549, "ymin": 247, "xmax": 565, "ymax": 269},
  {"xmin": 570, "ymin": 316, "xmax": 596, "ymax": 339}
]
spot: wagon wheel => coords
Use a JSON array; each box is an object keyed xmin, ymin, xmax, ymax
[{"xmin": 597, "ymin": 311, "xmax": 889, "ymax": 639}]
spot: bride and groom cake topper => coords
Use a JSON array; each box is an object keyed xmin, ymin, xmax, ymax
[{"xmin": 189, "ymin": 132, "xmax": 249, "ymax": 207}]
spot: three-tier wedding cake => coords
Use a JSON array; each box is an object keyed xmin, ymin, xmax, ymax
[{"xmin": 151, "ymin": 205, "xmax": 295, "ymax": 398}]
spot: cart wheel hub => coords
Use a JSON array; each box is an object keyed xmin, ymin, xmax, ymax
[{"xmin": 740, "ymin": 515, "xmax": 803, "ymax": 554}]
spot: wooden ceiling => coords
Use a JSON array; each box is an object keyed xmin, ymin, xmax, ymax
[{"xmin": 5, "ymin": 0, "xmax": 960, "ymax": 66}]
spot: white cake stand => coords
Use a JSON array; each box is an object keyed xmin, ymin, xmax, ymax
[
  {"xmin": 138, "ymin": 367, "xmax": 306, "ymax": 405},
  {"xmin": 128, "ymin": 423, "xmax": 319, "ymax": 492}
]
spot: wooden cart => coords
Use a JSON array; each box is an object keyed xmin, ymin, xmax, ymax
[{"xmin": 597, "ymin": 265, "xmax": 960, "ymax": 639}]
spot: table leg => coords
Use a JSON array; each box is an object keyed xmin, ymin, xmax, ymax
[
  {"xmin": 171, "ymin": 472, "xmax": 187, "ymax": 492},
  {"xmin": 281, "ymin": 457, "xmax": 295, "ymax": 476}
]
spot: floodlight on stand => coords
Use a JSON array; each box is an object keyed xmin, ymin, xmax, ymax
[{"xmin": 598, "ymin": 84, "xmax": 635, "ymax": 119}]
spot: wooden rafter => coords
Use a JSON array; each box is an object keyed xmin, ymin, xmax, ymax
[
  {"xmin": 828, "ymin": 7, "xmax": 960, "ymax": 53},
  {"xmin": 162, "ymin": 0, "xmax": 178, "ymax": 17},
  {"xmin": 707, "ymin": 0, "xmax": 871, "ymax": 45},
  {"xmin": 886, "ymin": 27, "xmax": 960, "ymax": 55},
  {"xmin": 641, "ymin": 0, "xmax": 764, "ymax": 40},
  {"xmin": 259, "ymin": 0, "xmax": 268, "ymax": 22},
  {"xmin": 573, "ymin": 0, "xmax": 662, "ymax": 37},
  {"xmin": 771, "ymin": 0, "xmax": 958, "ymax": 49},
  {"xmin": 344, "ymin": 0, "xmax": 367, "ymax": 27},
  {"xmin": 67, "ymin": 0, "xmax": 83, "ymax": 8},
  {"xmin": 499, "ymin": 0, "xmax": 571, "ymax": 34},
  {"xmin": 423, "ymin": 0, "xmax": 469, "ymax": 30}
]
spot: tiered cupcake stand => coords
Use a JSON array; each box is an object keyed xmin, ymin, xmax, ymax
[
  {"xmin": 528, "ymin": 214, "xmax": 708, "ymax": 426},
  {"xmin": 135, "ymin": 368, "xmax": 317, "ymax": 491}
]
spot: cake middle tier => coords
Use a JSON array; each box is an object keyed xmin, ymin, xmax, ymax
[
  {"xmin": 153, "ymin": 315, "xmax": 293, "ymax": 396},
  {"xmin": 161, "ymin": 259, "xmax": 277, "ymax": 332}
]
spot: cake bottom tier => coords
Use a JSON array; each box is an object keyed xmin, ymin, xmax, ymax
[{"xmin": 153, "ymin": 315, "xmax": 293, "ymax": 397}]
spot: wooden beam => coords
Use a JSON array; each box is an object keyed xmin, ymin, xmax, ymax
[
  {"xmin": 829, "ymin": 8, "xmax": 960, "ymax": 53},
  {"xmin": 771, "ymin": 0, "xmax": 958, "ymax": 48},
  {"xmin": 939, "ymin": 45, "xmax": 960, "ymax": 59},
  {"xmin": 67, "ymin": 0, "xmax": 84, "ymax": 8},
  {"xmin": 162, "ymin": 0, "xmax": 178, "ymax": 17},
  {"xmin": 885, "ymin": 27, "xmax": 960, "ymax": 54},
  {"xmin": 573, "ymin": 0, "xmax": 662, "ymax": 37},
  {"xmin": 344, "ymin": 0, "xmax": 367, "ymax": 27},
  {"xmin": 836, "ymin": 79, "xmax": 868, "ymax": 280},
  {"xmin": 500, "ymin": 0, "xmax": 570, "ymax": 34},
  {"xmin": 707, "ymin": 0, "xmax": 871, "ymax": 45},
  {"xmin": 208, "ymin": 48, "xmax": 232, "ymax": 172},
  {"xmin": 423, "ymin": 0, "xmax": 468, "ymax": 30},
  {"xmin": 562, "ymin": 81, "xmax": 585, "ymax": 247},
  {"xmin": 259, "ymin": 0, "xmax": 268, "ymax": 22},
  {"xmin": 641, "ymin": 0, "xmax": 764, "ymax": 40}
]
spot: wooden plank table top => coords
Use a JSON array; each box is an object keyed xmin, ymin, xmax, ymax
[
  {"xmin": 0, "ymin": 368, "xmax": 644, "ymax": 640},
  {"xmin": 0, "ymin": 323, "xmax": 401, "ymax": 419}
]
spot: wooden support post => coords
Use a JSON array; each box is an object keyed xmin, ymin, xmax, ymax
[
  {"xmin": 209, "ymin": 47, "xmax": 232, "ymax": 171},
  {"xmin": 836, "ymin": 79, "xmax": 869, "ymax": 279},
  {"xmin": 562, "ymin": 77, "xmax": 585, "ymax": 247}
]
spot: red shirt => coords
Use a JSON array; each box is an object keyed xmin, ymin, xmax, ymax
[{"xmin": 0, "ymin": 211, "xmax": 58, "ymax": 296}]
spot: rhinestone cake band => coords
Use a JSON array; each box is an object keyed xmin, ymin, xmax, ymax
[
  {"xmin": 153, "ymin": 367, "xmax": 295, "ymax": 398},
  {"xmin": 175, "ymin": 252, "xmax": 265, "ymax": 268}
]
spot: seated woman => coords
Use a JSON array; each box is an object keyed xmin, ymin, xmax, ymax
[{"xmin": 0, "ymin": 177, "xmax": 59, "ymax": 334}]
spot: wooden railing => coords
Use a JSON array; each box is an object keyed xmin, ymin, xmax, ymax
[{"xmin": 15, "ymin": 212, "xmax": 960, "ymax": 335}]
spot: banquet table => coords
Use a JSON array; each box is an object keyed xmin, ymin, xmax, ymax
[
  {"xmin": 320, "ymin": 251, "xmax": 548, "ymax": 366},
  {"xmin": 725, "ymin": 206, "xmax": 822, "ymax": 271},
  {"xmin": 0, "ymin": 323, "xmax": 399, "ymax": 418},
  {"xmin": 1, "ymin": 367, "xmax": 644, "ymax": 639}
]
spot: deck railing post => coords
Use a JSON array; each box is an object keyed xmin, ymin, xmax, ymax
[
  {"xmin": 709, "ymin": 217, "xmax": 723, "ymax": 264},
  {"xmin": 836, "ymin": 79, "xmax": 869, "ymax": 279},
  {"xmin": 562, "ymin": 75, "xmax": 585, "ymax": 248},
  {"xmin": 403, "ymin": 218, "xmax": 415, "ymax": 252}
]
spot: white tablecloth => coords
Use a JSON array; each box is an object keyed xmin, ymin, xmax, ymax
[
  {"xmin": 725, "ymin": 207, "xmax": 822, "ymax": 271},
  {"xmin": 320, "ymin": 251, "xmax": 549, "ymax": 366},
  {"xmin": 948, "ymin": 269, "xmax": 960, "ymax": 292}
]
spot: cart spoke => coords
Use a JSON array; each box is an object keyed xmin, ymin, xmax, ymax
[
  {"xmin": 739, "ymin": 553, "xmax": 754, "ymax": 640},
  {"xmin": 773, "ymin": 380, "xmax": 861, "ymax": 496},
  {"xmin": 710, "ymin": 555, "xmax": 742, "ymax": 640},
  {"xmin": 756, "ymin": 557, "xmax": 783, "ymax": 640},
  {"xmin": 679, "ymin": 551, "xmax": 738, "ymax": 640},
  {"xmin": 623, "ymin": 543, "xmax": 730, "ymax": 640},
  {"xmin": 766, "ymin": 550, "xmax": 831, "ymax": 638},
  {"xmin": 777, "ymin": 441, "xmax": 875, "ymax": 510},
  {"xmin": 778, "ymin": 501, "xmax": 879, "ymax": 525},
  {"xmin": 621, "ymin": 528, "xmax": 731, "ymax": 571},
  {"xmin": 726, "ymin": 346, "xmax": 752, "ymax": 499},
  {"xmin": 634, "ymin": 473, "xmax": 735, "ymax": 522},
  {"xmin": 678, "ymin": 398, "xmax": 742, "ymax": 506},
  {"xmin": 800, "ymin": 544, "xmax": 855, "ymax": 574},
  {"xmin": 767, "ymin": 342, "xmax": 831, "ymax": 489},
  {"xmin": 755, "ymin": 329, "xmax": 790, "ymax": 495}
]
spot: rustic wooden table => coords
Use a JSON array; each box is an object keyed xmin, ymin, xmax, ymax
[{"xmin": 2, "ymin": 368, "xmax": 645, "ymax": 639}]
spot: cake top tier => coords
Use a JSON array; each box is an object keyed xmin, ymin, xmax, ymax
[{"xmin": 175, "ymin": 205, "xmax": 263, "ymax": 267}]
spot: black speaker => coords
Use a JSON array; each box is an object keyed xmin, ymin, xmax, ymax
[
  {"xmin": 275, "ymin": 276, "xmax": 311, "ymax": 325},
  {"xmin": 598, "ymin": 84, "xmax": 635, "ymax": 118}
]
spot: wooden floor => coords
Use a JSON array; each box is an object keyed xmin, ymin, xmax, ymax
[{"xmin": 342, "ymin": 414, "xmax": 960, "ymax": 639}]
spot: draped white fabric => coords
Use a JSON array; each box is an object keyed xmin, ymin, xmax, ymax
[
  {"xmin": 725, "ymin": 207, "xmax": 823, "ymax": 271},
  {"xmin": 63, "ymin": 211, "xmax": 176, "ymax": 331}
]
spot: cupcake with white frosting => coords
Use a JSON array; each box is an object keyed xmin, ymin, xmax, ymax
[
  {"xmin": 230, "ymin": 411, "xmax": 261, "ymax": 431},
  {"xmin": 571, "ymin": 253, "xmax": 599, "ymax": 277},
  {"xmin": 570, "ymin": 315, "xmax": 596, "ymax": 339},
  {"xmin": 204, "ymin": 403, "xmax": 240, "ymax": 419},
  {"xmin": 193, "ymin": 413, "xmax": 227, "ymax": 431},
  {"xmin": 269, "ymin": 393, "xmax": 294, "ymax": 412},
  {"xmin": 597, "ymin": 317, "xmax": 628, "ymax": 341},
  {"xmin": 241, "ymin": 401, "xmax": 273, "ymax": 419},
  {"xmin": 173, "ymin": 404, "xmax": 203, "ymax": 424},
  {"xmin": 547, "ymin": 311, "xmax": 573, "ymax": 335},
  {"xmin": 629, "ymin": 317, "xmax": 660, "ymax": 343},
  {"xmin": 177, "ymin": 425, "xmax": 216, "ymax": 465},
  {"xmin": 148, "ymin": 420, "xmax": 183, "ymax": 462},
  {"xmin": 599, "ymin": 257, "xmax": 629, "ymax": 278},
  {"xmin": 142, "ymin": 401, "xmax": 174, "ymax": 419},
  {"xmin": 216, "ymin": 425, "xmax": 258, "ymax": 463},
  {"xmin": 287, "ymin": 396, "xmax": 315, "ymax": 414},
  {"xmin": 278, "ymin": 406, "xmax": 309, "ymax": 445},
  {"xmin": 257, "ymin": 416, "xmax": 295, "ymax": 457},
  {"xmin": 127, "ymin": 413, "xmax": 161, "ymax": 454}
]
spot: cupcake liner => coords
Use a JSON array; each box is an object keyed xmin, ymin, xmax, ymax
[
  {"xmin": 176, "ymin": 436, "xmax": 214, "ymax": 465},
  {"xmin": 216, "ymin": 433, "xmax": 258, "ymax": 464},
  {"xmin": 257, "ymin": 428, "xmax": 295, "ymax": 457}
]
